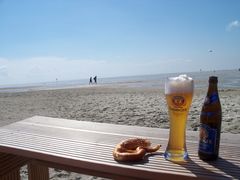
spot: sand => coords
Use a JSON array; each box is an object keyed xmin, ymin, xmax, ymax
[
  {"xmin": 0, "ymin": 85, "xmax": 239, "ymax": 179},
  {"xmin": 1, "ymin": 85, "xmax": 239, "ymax": 132}
]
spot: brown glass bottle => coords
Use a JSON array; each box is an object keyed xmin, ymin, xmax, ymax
[{"xmin": 198, "ymin": 76, "xmax": 222, "ymax": 161}]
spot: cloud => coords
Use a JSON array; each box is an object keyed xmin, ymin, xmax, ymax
[
  {"xmin": 0, "ymin": 56, "xmax": 195, "ymax": 85},
  {"xmin": 0, "ymin": 58, "xmax": 9, "ymax": 78},
  {"xmin": 1, "ymin": 56, "xmax": 145, "ymax": 85},
  {"xmin": 0, "ymin": 56, "xmax": 111, "ymax": 84},
  {"xmin": 226, "ymin": 20, "xmax": 240, "ymax": 31},
  {"xmin": 0, "ymin": 65, "xmax": 8, "ymax": 77}
]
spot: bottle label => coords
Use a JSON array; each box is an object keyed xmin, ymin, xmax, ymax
[
  {"xmin": 199, "ymin": 124, "xmax": 217, "ymax": 154},
  {"xmin": 201, "ymin": 111, "xmax": 219, "ymax": 117},
  {"xmin": 204, "ymin": 92, "xmax": 219, "ymax": 105}
]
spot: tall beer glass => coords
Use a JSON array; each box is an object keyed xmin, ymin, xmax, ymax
[{"xmin": 164, "ymin": 74, "xmax": 194, "ymax": 162}]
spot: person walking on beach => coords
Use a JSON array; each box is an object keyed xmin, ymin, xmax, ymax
[
  {"xmin": 89, "ymin": 77, "xmax": 92, "ymax": 85},
  {"xmin": 93, "ymin": 76, "xmax": 97, "ymax": 84}
]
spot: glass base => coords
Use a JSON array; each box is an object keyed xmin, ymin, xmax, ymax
[{"xmin": 164, "ymin": 150, "xmax": 188, "ymax": 162}]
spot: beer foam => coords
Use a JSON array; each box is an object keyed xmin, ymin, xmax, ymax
[{"xmin": 165, "ymin": 74, "xmax": 194, "ymax": 94}]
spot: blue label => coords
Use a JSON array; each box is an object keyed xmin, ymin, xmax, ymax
[
  {"xmin": 201, "ymin": 111, "xmax": 218, "ymax": 117},
  {"xmin": 204, "ymin": 93, "xmax": 219, "ymax": 105},
  {"xmin": 199, "ymin": 124, "xmax": 217, "ymax": 154}
]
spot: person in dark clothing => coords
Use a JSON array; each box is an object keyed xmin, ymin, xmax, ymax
[
  {"xmin": 93, "ymin": 76, "xmax": 97, "ymax": 84},
  {"xmin": 89, "ymin": 77, "xmax": 92, "ymax": 85}
]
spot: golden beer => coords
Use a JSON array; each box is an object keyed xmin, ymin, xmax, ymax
[{"xmin": 164, "ymin": 75, "xmax": 194, "ymax": 162}]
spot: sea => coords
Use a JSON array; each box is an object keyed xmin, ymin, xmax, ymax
[{"xmin": 0, "ymin": 69, "xmax": 239, "ymax": 93}]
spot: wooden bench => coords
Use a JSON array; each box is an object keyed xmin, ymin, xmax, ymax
[{"xmin": 0, "ymin": 116, "xmax": 239, "ymax": 179}]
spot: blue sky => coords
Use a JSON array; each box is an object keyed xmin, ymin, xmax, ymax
[{"xmin": 0, "ymin": 0, "xmax": 240, "ymax": 85}]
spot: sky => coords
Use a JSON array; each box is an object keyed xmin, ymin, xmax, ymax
[{"xmin": 0, "ymin": 0, "xmax": 240, "ymax": 85}]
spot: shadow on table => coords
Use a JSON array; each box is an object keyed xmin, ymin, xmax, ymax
[
  {"xmin": 115, "ymin": 153, "xmax": 239, "ymax": 179},
  {"xmin": 116, "ymin": 152, "xmax": 164, "ymax": 165},
  {"xmin": 206, "ymin": 157, "xmax": 240, "ymax": 180},
  {"xmin": 180, "ymin": 157, "xmax": 239, "ymax": 179},
  {"xmin": 179, "ymin": 158, "xmax": 221, "ymax": 179}
]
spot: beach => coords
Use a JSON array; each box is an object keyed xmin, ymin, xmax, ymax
[
  {"xmin": 0, "ymin": 84, "xmax": 239, "ymax": 179},
  {"xmin": 0, "ymin": 85, "xmax": 239, "ymax": 132}
]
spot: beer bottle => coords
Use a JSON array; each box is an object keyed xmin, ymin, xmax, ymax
[{"xmin": 198, "ymin": 76, "xmax": 222, "ymax": 161}]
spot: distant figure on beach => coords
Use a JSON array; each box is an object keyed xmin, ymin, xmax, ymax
[
  {"xmin": 89, "ymin": 77, "xmax": 92, "ymax": 85},
  {"xmin": 93, "ymin": 76, "xmax": 97, "ymax": 84}
]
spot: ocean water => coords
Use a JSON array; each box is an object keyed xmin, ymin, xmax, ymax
[
  {"xmin": 100, "ymin": 69, "xmax": 240, "ymax": 89},
  {"xmin": 0, "ymin": 69, "xmax": 239, "ymax": 93}
]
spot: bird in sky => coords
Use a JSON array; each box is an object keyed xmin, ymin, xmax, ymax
[{"xmin": 208, "ymin": 49, "xmax": 213, "ymax": 53}]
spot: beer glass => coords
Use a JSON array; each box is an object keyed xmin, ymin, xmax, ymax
[{"xmin": 164, "ymin": 75, "xmax": 194, "ymax": 162}]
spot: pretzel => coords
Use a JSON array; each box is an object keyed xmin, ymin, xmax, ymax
[{"xmin": 113, "ymin": 138, "xmax": 161, "ymax": 162}]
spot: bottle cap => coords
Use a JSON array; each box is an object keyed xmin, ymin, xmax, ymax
[{"xmin": 209, "ymin": 76, "xmax": 218, "ymax": 83}]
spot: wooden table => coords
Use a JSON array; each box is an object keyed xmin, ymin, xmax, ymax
[{"xmin": 0, "ymin": 116, "xmax": 239, "ymax": 180}]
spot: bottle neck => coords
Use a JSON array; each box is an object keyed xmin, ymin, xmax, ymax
[{"xmin": 207, "ymin": 82, "xmax": 218, "ymax": 95}]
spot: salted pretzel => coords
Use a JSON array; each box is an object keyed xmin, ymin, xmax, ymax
[{"xmin": 113, "ymin": 138, "xmax": 161, "ymax": 162}]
